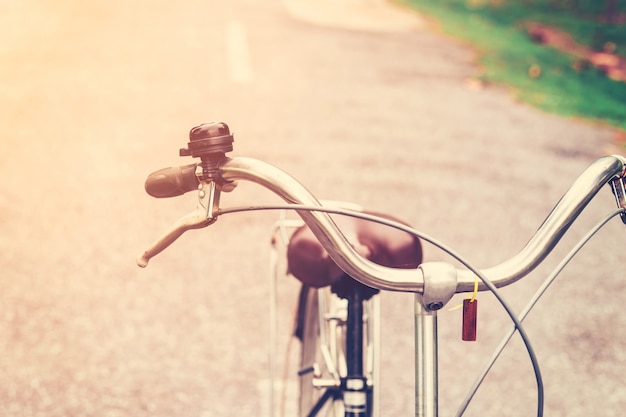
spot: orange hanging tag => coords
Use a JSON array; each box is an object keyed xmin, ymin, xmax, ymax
[
  {"xmin": 462, "ymin": 298, "xmax": 478, "ymax": 341},
  {"xmin": 450, "ymin": 275, "xmax": 479, "ymax": 341}
]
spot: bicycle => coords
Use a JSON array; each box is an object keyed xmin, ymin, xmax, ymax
[{"xmin": 137, "ymin": 122, "xmax": 626, "ymax": 417}]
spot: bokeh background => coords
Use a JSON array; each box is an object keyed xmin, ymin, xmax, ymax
[{"xmin": 1, "ymin": 0, "xmax": 625, "ymax": 416}]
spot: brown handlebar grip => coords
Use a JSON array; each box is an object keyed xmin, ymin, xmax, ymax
[{"xmin": 144, "ymin": 164, "xmax": 199, "ymax": 198}]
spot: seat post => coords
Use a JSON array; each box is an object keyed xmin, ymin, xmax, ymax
[
  {"xmin": 343, "ymin": 284, "xmax": 370, "ymax": 417},
  {"xmin": 346, "ymin": 286, "xmax": 364, "ymax": 377}
]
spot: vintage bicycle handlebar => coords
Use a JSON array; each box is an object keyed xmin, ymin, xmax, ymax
[
  {"xmin": 137, "ymin": 123, "xmax": 626, "ymax": 417},
  {"xmin": 137, "ymin": 126, "xmax": 626, "ymax": 295}
]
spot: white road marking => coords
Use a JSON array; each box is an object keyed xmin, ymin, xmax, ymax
[{"xmin": 226, "ymin": 20, "xmax": 253, "ymax": 83}]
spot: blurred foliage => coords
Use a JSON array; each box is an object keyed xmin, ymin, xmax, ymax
[{"xmin": 400, "ymin": 0, "xmax": 626, "ymax": 130}]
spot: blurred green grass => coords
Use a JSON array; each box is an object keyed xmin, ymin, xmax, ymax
[{"xmin": 400, "ymin": 0, "xmax": 626, "ymax": 131}]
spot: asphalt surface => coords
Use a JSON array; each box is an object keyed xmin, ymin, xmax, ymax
[{"xmin": 1, "ymin": 0, "xmax": 625, "ymax": 416}]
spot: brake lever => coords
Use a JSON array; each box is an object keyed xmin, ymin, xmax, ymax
[
  {"xmin": 610, "ymin": 175, "xmax": 626, "ymax": 224},
  {"xmin": 137, "ymin": 180, "xmax": 223, "ymax": 267}
]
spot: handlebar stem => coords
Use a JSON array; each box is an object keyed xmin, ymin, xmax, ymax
[{"xmin": 419, "ymin": 262, "xmax": 458, "ymax": 311}]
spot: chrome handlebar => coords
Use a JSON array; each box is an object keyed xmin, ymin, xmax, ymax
[{"xmin": 138, "ymin": 154, "xmax": 626, "ymax": 295}]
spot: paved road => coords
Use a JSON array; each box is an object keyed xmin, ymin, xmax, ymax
[{"xmin": 1, "ymin": 0, "xmax": 624, "ymax": 416}]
